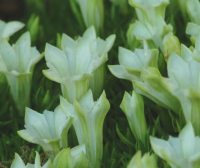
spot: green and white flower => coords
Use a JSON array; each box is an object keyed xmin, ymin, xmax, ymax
[
  {"xmin": 74, "ymin": 0, "xmax": 104, "ymax": 32},
  {"xmin": 109, "ymin": 44, "xmax": 159, "ymax": 81},
  {"xmin": 186, "ymin": 23, "xmax": 200, "ymax": 62},
  {"xmin": 53, "ymin": 145, "xmax": 88, "ymax": 168},
  {"xmin": 18, "ymin": 107, "xmax": 73, "ymax": 155},
  {"xmin": 177, "ymin": 0, "xmax": 200, "ymax": 24},
  {"xmin": 150, "ymin": 122, "xmax": 200, "ymax": 168},
  {"xmin": 127, "ymin": 151, "xmax": 158, "ymax": 168},
  {"xmin": 59, "ymin": 90, "xmax": 110, "ymax": 168},
  {"xmin": 162, "ymin": 33, "xmax": 181, "ymax": 60},
  {"xmin": 11, "ymin": 152, "xmax": 52, "ymax": 168},
  {"xmin": 27, "ymin": 14, "xmax": 40, "ymax": 43},
  {"xmin": 0, "ymin": 32, "xmax": 42, "ymax": 113},
  {"xmin": 167, "ymin": 53, "xmax": 200, "ymax": 134},
  {"xmin": 0, "ymin": 20, "xmax": 24, "ymax": 40},
  {"xmin": 120, "ymin": 91, "xmax": 147, "ymax": 145},
  {"xmin": 127, "ymin": 0, "xmax": 173, "ymax": 51},
  {"xmin": 109, "ymin": 45, "xmax": 181, "ymax": 113},
  {"xmin": 43, "ymin": 27, "xmax": 115, "ymax": 102}
]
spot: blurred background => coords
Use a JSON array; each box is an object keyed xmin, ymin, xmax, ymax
[
  {"xmin": 0, "ymin": 0, "xmax": 131, "ymax": 47},
  {"xmin": 0, "ymin": 0, "xmax": 24, "ymax": 20}
]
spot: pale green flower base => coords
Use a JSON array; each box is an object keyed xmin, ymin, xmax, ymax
[
  {"xmin": 5, "ymin": 72, "xmax": 31, "ymax": 114},
  {"xmin": 127, "ymin": 151, "xmax": 158, "ymax": 168},
  {"xmin": 59, "ymin": 90, "xmax": 110, "ymax": 168},
  {"xmin": 89, "ymin": 64, "xmax": 105, "ymax": 99},
  {"xmin": 61, "ymin": 76, "xmax": 90, "ymax": 103},
  {"xmin": 120, "ymin": 91, "xmax": 148, "ymax": 146}
]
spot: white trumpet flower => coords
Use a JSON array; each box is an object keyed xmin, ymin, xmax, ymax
[
  {"xmin": 0, "ymin": 20, "xmax": 24, "ymax": 40},
  {"xmin": 18, "ymin": 107, "xmax": 73, "ymax": 154},
  {"xmin": 59, "ymin": 90, "xmax": 110, "ymax": 168},
  {"xmin": 75, "ymin": 0, "xmax": 104, "ymax": 32},
  {"xmin": 120, "ymin": 91, "xmax": 147, "ymax": 144},
  {"xmin": 11, "ymin": 152, "xmax": 52, "ymax": 168},
  {"xmin": 53, "ymin": 145, "xmax": 88, "ymax": 168},
  {"xmin": 0, "ymin": 32, "xmax": 42, "ymax": 113},
  {"xmin": 43, "ymin": 27, "xmax": 115, "ymax": 102},
  {"xmin": 127, "ymin": 151, "xmax": 158, "ymax": 168},
  {"xmin": 151, "ymin": 122, "xmax": 200, "ymax": 168}
]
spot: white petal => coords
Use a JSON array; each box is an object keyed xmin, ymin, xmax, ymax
[
  {"xmin": 13, "ymin": 32, "xmax": 31, "ymax": 72},
  {"xmin": 118, "ymin": 47, "xmax": 141, "ymax": 69},
  {"xmin": 150, "ymin": 136, "xmax": 173, "ymax": 161},
  {"xmin": 10, "ymin": 153, "xmax": 26, "ymax": 168},
  {"xmin": 2, "ymin": 21, "xmax": 24, "ymax": 38},
  {"xmin": 0, "ymin": 40, "xmax": 17, "ymax": 71},
  {"xmin": 108, "ymin": 65, "xmax": 138, "ymax": 81},
  {"xmin": 25, "ymin": 108, "xmax": 51, "ymax": 139},
  {"xmin": 45, "ymin": 43, "xmax": 69, "ymax": 77},
  {"xmin": 179, "ymin": 122, "xmax": 195, "ymax": 157},
  {"xmin": 167, "ymin": 54, "xmax": 189, "ymax": 88}
]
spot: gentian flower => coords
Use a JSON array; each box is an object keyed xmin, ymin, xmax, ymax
[
  {"xmin": 120, "ymin": 91, "xmax": 147, "ymax": 145},
  {"xmin": 59, "ymin": 90, "xmax": 110, "ymax": 168},
  {"xmin": 151, "ymin": 122, "xmax": 200, "ymax": 168},
  {"xmin": 167, "ymin": 53, "xmax": 200, "ymax": 134},
  {"xmin": 127, "ymin": 151, "xmax": 158, "ymax": 168},
  {"xmin": 0, "ymin": 32, "xmax": 42, "ymax": 113},
  {"xmin": 127, "ymin": 0, "xmax": 180, "ymax": 59},
  {"xmin": 0, "ymin": 20, "xmax": 24, "ymax": 40},
  {"xmin": 74, "ymin": 0, "xmax": 104, "ymax": 32},
  {"xmin": 109, "ymin": 45, "xmax": 181, "ymax": 113},
  {"xmin": 18, "ymin": 107, "xmax": 73, "ymax": 155},
  {"xmin": 43, "ymin": 27, "xmax": 115, "ymax": 102},
  {"xmin": 53, "ymin": 145, "xmax": 88, "ymax": 168},
  {"xmin": 11, "ymin": 152, "xmax": 52, "ymax": 168}
]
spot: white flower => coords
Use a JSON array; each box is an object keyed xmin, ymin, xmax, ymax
[
  {"xmin": 0, "ymin": 32, "xmax": 42, "ymax": 113},
  {"xmin": 11, "ymin": 152, "xmax": 52, "ymax": 168},
  {"xmin": 167, "ymin": 53, "xmax": 200, "ymax": 133},
  {"xmin": 53, "ymin": 145, "xmax": 88, "ymax": 168},
  {"xmin": 127, "ymin": 151, "xmax": 158, "ymax": 168},
  {"xmin": 0, "ymin": 32, "xmax": 41, "ymax": 73},
  {"xmin": 75, "ymin": 0, "xmax": 104, "ymax": 32},
  {"xmin": 109, "ymin": 45, "xmax": 181, "ymax": 113},
  {"xmin": 0, "ymin": 20, "xmax": 24, "ymax": 40},
  {"xmin": 120, "ymin": 91, "xmax": 147, "ymax": 144},
  {"xmin": 43, "ymin": 27, "xmax": 115, "ymax": 102},
  {"xmin": 127, "ymin": 0, "xmax": 172, "ymax": 50},
  {"xmin": 59, "ymin": 90, "xmax": 110, "ymax": 168},
  {"xmin": 109, "ymin": 45, "xmax": 158, "ymax": 81},
  {"xmin": 18, "ymin": 107, "xmax": 73, "ymax": 154},
  {"xmin": 177, "ymin": 0, "xmax": 200, "ymax": 24},
  {"xmin": 150, "ymin": 122, "xmax": 200, "ymax": 168}
]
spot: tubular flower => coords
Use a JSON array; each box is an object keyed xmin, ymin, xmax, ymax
[
  {"xmin": 167, "ymin": 53, "xmax": 200, "ymax": 134},
  {"xmin": 127, "ymin": 0, "xmax": 172, "ymax": 48},
  {"xmin": 127, "ymin": 0, "xmax": 180, "ymax": 57},
  {"xmin": 75, "ymin": 0, "xmax": 104, "ymax": 32},
  {"xmin": 109, "ymin": 45, "xmax": 181, "ymax": 113},
  {"xmin": 127, "ymin": 151, "xmax": 158, "ymax": 168},
  {"xmin": 59, "ymin": 90, "xmax": 110, "ymax": 168},
  {"xmin": 11, "ymin": 152, "xmax": 52, "ymax": 168},
  {"xmin": 151, "ymin": 122, "xmax": 200, "ymax": 168},
  {"xmin": 18, "ymin": 107, "xmax": 73, "ymax": 155},
  {"xmin": 0, "ymin": 20, "xmax": 24, "ymax": 40},
  {"xmin": 43, "ymin": 27, "xmax": 115, "ymax": 103},
  {"xmin": 177, "ymin": 0, "xmax": 200, "ymax": 24},
  {"xmin": 120, "ymin": 91, "xmax": 147, "ymax": 145},
  {"xmin": 0, "ymin": 32, "xmax": 42, "ymax": 113},
  {"xmin": 53, "ymin": 145, "xmax": 88, "ymax": 168}
]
